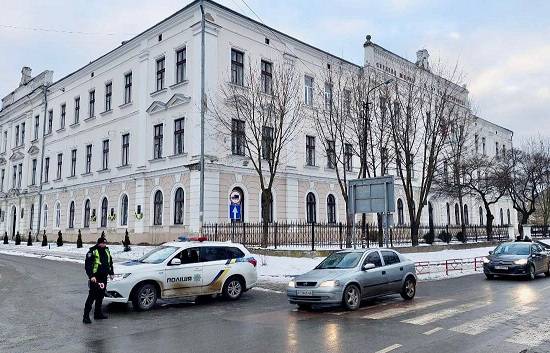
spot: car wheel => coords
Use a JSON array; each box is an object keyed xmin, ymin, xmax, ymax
[
  {"xmin": 297, "ymin": 303, "xmax": 312, "ymax": 311},
  {"xmin": 223, "ymin": 277, "xmax": 244, "ymax": 300},
  {"xmin": 400, "ymin": 277, "xmax": 416, "ymax": 300},
  {"xmin": 527, "ymin": 264, "xmax": 536, "ymax": 281},
  {"xmin": 132, "ymin": 283, "xmax": 157, "ymax": 311},
  {"xmin": 485, "ymin": 273, "xmax": 494, "ymax": 280},
  {"xmin": 342, "ymin": 284, "xmax": 361, "ymax": 311}
]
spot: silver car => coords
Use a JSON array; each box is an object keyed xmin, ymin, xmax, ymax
[{"xmin": 287, "ymin": 249, "xmax": 417, "ymax": 310}]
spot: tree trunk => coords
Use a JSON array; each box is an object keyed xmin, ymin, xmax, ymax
[
  {"xmin": 411, "ymin": 219, "xmax": 419, "ymax": 246},
  {"xmin": 346, "ymin": 213, "xmax": 354, "ymax": 248},
  {"xmin": 518, "ymin": 212, "xmax": 530, "ymax": 236},
  {"xmin": 260, "ymin": 189, "xmax": 273, "ymax": 248},
  {"xmin": 458, "ymin": 193, "xmax": 466, "ymax": 243},
  {"xmin": 485, "ymin": 211, "xmax": 494, "ymax": 241}
]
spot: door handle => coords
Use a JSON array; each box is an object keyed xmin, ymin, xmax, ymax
[
  {"xmin": 400, "ymin": 267, "xmax": 403, "ymax": 271},
  {"xmin": 382, "ymin": 271, "xmax": 386, "ymax": 275}
]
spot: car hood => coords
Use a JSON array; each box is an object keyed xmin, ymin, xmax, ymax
[
  {"xmin": 489, "ymin": 254, "xmax": 528, "ymax": 261},
  {"xmin": 113, "ymin": 260, "xmax": 162, "ymax": 274},
  {"xmin": 294, "ymin": 269, "xmax": 351, "ymax": 282}
]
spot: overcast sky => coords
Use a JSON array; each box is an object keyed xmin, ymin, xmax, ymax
[{"xmin": 1, "ymin": 0, "xmax": 548, "ymax": 141}]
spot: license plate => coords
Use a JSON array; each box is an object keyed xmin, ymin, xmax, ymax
[
  {"xmin": 297, "ymin": 289, "xmax": 313, "ymax": 296},
  {"xmin": 494, "ymin": 266, "xmax": 508, "ymax": 270}
]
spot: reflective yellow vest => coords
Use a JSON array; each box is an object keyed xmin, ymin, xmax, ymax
[{"xmin": 92, "ymin": 248, "xmax": 112, "ymax": 274}]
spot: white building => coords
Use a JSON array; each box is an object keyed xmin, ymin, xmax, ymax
[{"xmin": 0, "ymin": 0, "xmax": 516, "ymax": 244}]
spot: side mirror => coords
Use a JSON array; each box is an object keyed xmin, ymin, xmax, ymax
[
  {"xmin": 488, "ymin": 251, "xmax": 493, "ymax": 255},
  {"xmin": 170, "ymin": 258, "xmax": 181, "ymax": 266},
  {"xmin": 362, "ymin": 263, "xmax": 376, "ymax": 271}
]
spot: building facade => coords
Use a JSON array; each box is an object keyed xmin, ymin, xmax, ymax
[{"xmin": 0, "ymin": 0, "xmax": 516, "ymax": 244}]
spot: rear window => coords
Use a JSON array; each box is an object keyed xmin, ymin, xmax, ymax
[
  {"xmin": 200, "ymin": 247, "xmax": 228, "ymax": 262},
  {"xmin": 226, "ymin": 247, "xmax": 245, "ymax": 259},
  {"xmin": 381, "ymin": 251, "xmax": 400, "ymax": 266}
]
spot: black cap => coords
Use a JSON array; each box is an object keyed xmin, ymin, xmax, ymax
[{"xmin": 97, "ymin": 237, "xmax": 107, "ymax": 245}]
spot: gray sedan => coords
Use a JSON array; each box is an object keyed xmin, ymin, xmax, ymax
[{"xmin": 287, "ymin": 249, "xmax": 417, "ymax": 310}]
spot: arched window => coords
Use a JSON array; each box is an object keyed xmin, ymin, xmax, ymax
[
  {"xmin": 306, "ymin": 192, "xmax": 316, "ymax": 224},
  {"xmin": 55, "ymin": 203, "xmax": 61, "ymax": 228},
  {"xmin": 446, "ymin": 203, "xmax": 450, "ymax": 225},
  {"xmin": 479, "ymin": 206, "xmax": 484, "ymax": 226},
  {"xmin": 397, "ymin": 199, "xmax": 404, "ymax": 225},
  {"xmin": 507, "ymin": 209, "xmax": 511, "ymax": 225},
  {"xmin": 463, "ymin": 204, "xmax": 469, "ymax": 225},
  {"xmin": 230, "ymin": 187, "xmax": 245, "ymax": 222},
  {"xmin": 84, "ymin": 200, "xmax": 91, "ymax": 228},
  {"xmin": 120, "ymin": 194, "xmax": 128, "ymax": 226},
  {"xmin": 69, "ymin": 201, "xmax": 75, "ymax": 229},
  {"xmin": 153, "ymin": 190, "xmax": 163, "ymax": 225},
  {"xmin": 43, "ymin": 204, "xmax": 48, "ymax": 229},
  {"xmin": 101, "ymin": 197, "xmax": 108, "ymax": 228},
  {"xmin": 455, "ymin": 204, "xmax": 460, "ymax": 225},
  {"xmin": 500, "ymin": 208, "xmax": 504, "ymax": 225},
  {"xmin": 327, "ymin": 194, "xmax": 336, "ymax": 224},
  {"xmin": 174, "ymin": 188, "xmax": 184, "ymax": 225}
]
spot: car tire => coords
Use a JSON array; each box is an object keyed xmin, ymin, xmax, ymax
[
  {"xmin": 527, "ymin": 264, "xmax": 536, "ymax": 281},
  {"xmin": 342, "ymin": 284, "xmax": 361, "ymax": 311},
  {"xmin": 297, "ymin": 303, "xmax": 312, "ymax": 311},
  {"xmin": 400, "ymin": 277, "xmax": 416, "ymax": 300},
  {"xmin": 485, "ymin": 273, "xmax": 494, "ymax": 280},
  {"xmin": 132, "ymin": 283, "xmax": 157, "ymax": 311},
  {"xmin": 222, "ymin": 276, "xmax": 244, "ymax": 300}
]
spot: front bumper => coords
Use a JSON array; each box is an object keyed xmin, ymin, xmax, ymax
[
  {"xmin": 287, "ymin": 287, "xmax": 344, "ymax": 305},
  {"xmin": 483, "ymin": 263, "xmax": 529, "ymax": 276},
  {"xmin": 103, "ymin": 281, "xmax": 132, "ymax": 303}
]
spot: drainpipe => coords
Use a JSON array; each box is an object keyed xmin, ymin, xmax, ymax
[
  {"xmin": 35, "ymin": 85, "xmax": 48, "ymax": 236},
  {"xmin": 199, "ymin": 0, "xmax": 206, "ymax": 233}
]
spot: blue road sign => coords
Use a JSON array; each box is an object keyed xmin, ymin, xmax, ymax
[{"xmin": 229, "ymin": 204, "xmax": 241, "ymax": 220}]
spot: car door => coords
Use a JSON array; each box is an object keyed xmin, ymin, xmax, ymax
[
  {"xmin": 357, "ymin": 251, "xmax": 386, "ymax": 298},
  {"xmin": 201, "ymin": 246, "xmax": 232, "ymax": 295},
  {"xmin": 532, "ymin": 244, "xmax": 545, "ymax": 273},
  {"xmin": 380, "ymin": 250, "xmax": 404, "ymax": 293},
  {"xmin": 163, "ymin": 247, "xmax": 203, "ymax": 298}
]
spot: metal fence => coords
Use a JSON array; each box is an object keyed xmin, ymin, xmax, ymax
[
  {"xmin": 531, "ymin": 225, "xmax": 550, "ymax": 238},
  {"xmin": 202, "ymin": 221, "xmax": 510, "ymax": 249}
]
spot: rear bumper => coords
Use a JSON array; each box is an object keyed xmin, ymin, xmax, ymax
[
  {"xmin": 287, "ymin": 287, "xmax": 343, "ymax": 305},
  {"xmin": 483, "ymin": 263, "xmax": 529, "ymax": 276}
]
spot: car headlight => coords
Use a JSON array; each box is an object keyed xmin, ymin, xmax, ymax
[
  {"xmin": 483, "ymin": 257, "xmax": 490, "ymax": 264},
  {"xmin": 288, "ymin": 280, "xmax": 296, "ymax": 288},
  {"xmin": 319, "ymin": 280, "xmax": 341, "ymax": 287},
  {"xmin": 110, "ymin": 273, "xmax": 131, "ymax": 282},
  {"xmin": 514, "ymin": 259, "xmax": 528, "ymax": 265}
]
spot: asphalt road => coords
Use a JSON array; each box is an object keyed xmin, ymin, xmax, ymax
[{"xmin": 1, "ymin": 254, "xmax": 550, "ymax": 353}]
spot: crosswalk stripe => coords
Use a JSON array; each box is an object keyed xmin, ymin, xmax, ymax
[
  {"xmin": 375, "ymin": 344, "xmax": 402, "ymax": 353},
  {"xmin": 505, "ymin": 321, "xmax": 550, "ymax": 347},
  {"xmin": 362, "ymin": 299, "xmax": 453, "ymax": 320},
  {"xmin": 402, "ymin": 301, "xmax": 491, "ymax": 326},
  {"xmin": 450, "ymin": 306, "xmax": 536, "ymax": 336},
  {"xmin": 423, "ymin": 327, "xmax": 443, "ymax": 335}
]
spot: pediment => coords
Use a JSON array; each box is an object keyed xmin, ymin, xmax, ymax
[
  {"xmin": 27, "ymin": 145, "xmax": 40, "ymax": 155},
  {"xmin": 146, "ymin": 101, "xmax": 167, "ymax": 115},
  {"xmin": 166, "ymin": 93, "xmax": 191, "ymax": 108},
  {"xmin": 9, "ymin": 151, "xmax": 24, "ymax": 161}
]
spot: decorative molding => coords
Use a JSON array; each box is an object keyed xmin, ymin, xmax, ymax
[
  {"xmin": 27, "ymin": 145, "xmax": 40, "ymax": 155},
  {"xmin": 166, "ymin": 93, "xmax": 191, "ymax": 108},
  {"xmin": 9, "ymin": 151, "xmax": 25, "ymax": 161},
  {"xmin": 146, "ymin": 101, "xmax": 167, "ymax": 115}
]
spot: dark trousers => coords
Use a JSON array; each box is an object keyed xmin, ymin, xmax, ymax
[{"xmin": 84, "ymin": 278, "xmax": 107, "ymax": 317}]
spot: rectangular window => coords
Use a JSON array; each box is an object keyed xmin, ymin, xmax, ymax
[
  {"xmin": 174, "ymin": 118, "xmax": 185, "ymax": 155},
  {"xmin": 102, "ymin": 140, "xmax": 109, "ymax": 170},
  {"xmin": 231, "ymin": 49, "xmax": 244, "ymax": 86},
  {"xmin": 176, "ymin": 48, "xmax": 186, "ymax": 84},
  {"xmin": 2, "ymin": 131, "xmax": 6, "ymax": 152},
  {"xmin": 474, "ymin": 134, "xmax": 479, "ymax": 153},
  {"xmin": 57, "ymin": 153, "xmax": 62, "ymax": 179},
  {"xmin": 156, "ymin": 57, "xmax": 165, "ymax": 91},
  {"xmin": 74, "ymin": 97, "xmax": 80, "ymax": 123},
  {"xmin": 12, "ymin": 165, "xmax": 17, "ymax": 188},
  {"xmin": 324, "ymin": 82, "xmax": 333, "ymax": 110},
  {"xmin": 21, "ymin": 122, "xmax": 25, "ymax": 145},
  {"xmin": 306, "ymin": 135, "xmax": 316, "ymax": 166},
  {"xmin": 60, "ymin": 104, "xmax": 66, "ymax": 129},
  {"xmin": 15, "ymin": 125, "xmax": 19, "ymax": 146},
  {"xmin": 44, "ymin": 157, "xmax": 50, "ymax": 182},
  {"xmin": 105, "ymin": 82, "xmax": 112, "ymax": 111},
  {"xmin": 124, "ymin": 73, "xmax": 132, "ymax": 104},
  {"xmin": 495, "ymin": 142, "xmax": 499, "ymax": 158},
  {"xmin": 121, "ymin": 133, "xmax": 130, "ymax": 166},
  {"xmin": 262, "ymin": 126, "xmax": 274, "ymax": 160},
  {"xmin": 326, "ymin": 140, "xmax": 335, "ymax": 169},
  {"xmin": 153, "ymin": 124, "xmax": 163, "ymax": 159},
  {"xmin": 231, "ymin": 119, "xmax": 245, "ymax": 156},
  {"xmin": 261, "ymin": 60, "xmax": 272, "ymax": 94},
  {"xmin": 344, "ymin": 143, "xmax": 353, "ymax": 172},
  {"xmin": 482, "ymin": 137, "xmax": 486, "ymax": 155},
  {"xmin": 0, "ymin": 169, "xmax": 4, "ymax": 191},
  {"xmin": 71, "ymin": 149, "xmax": 77, "ymax": 177},
  {"xmin": 85, "ymin": 145, "xmax": 92, "ymax": 174},
  {"xmin": 17, "ymin": 164, "xmax": 22, "ymax": 188},
  {"xmin": 304, "ymin": 76, "xmax": 313, "ymax": 106},
  {"xmin": 89, "ymin": 90, "xmax": 95, "ymax": 118},
  {"xmin": 31, "ymin": 159, "xmax": 37, "ymax": 185},
  {"xmin": 34, "ymin": 115, "xmax": 40, "ymax": 140}
]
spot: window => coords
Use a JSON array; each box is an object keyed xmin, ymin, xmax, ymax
[
  {"xmin": 174, "ymin": 118, "xmax": 184, "ymax": 155},
  {"xmin": 231, "ymin": 119, "xmax": 245, "ymax": 156},
  {"xmin": 69, "ymin": 201, "xmax": 75, "ymax": 229},
  {"xmin": 153, "ymin": 124, "xmax": 163, "ymax": 159},
  {"xmin": 101, "ymin": 197, "xmax": 108, "ymax": 227},
  {"xmin": 495, "ymin": 142, "xmax": 499, "ymax": 158},
  {"xmin": 454, "ymin": 203, "xmax": 460, "ymax": 225},
  {"xmin": 479, "ymin": 206, "xmax": 484, "ymax": 225},
  {"xmin": 15, "ymin": 125, "xmax": 19, "ymax": 146},
  {"xmin": 44, "ymin": 157, "xmax": 50, "ymax": 182},
  {"xmin": 17, "ymin": 164, "xmax": 22, "ymax": 188},
  {"xmin": 306, "ymin": 135, "xmax": 315, "ymax": 166},
  {"xmin": 464, "ymin": 204, "xmax": 469, "ymax": 225},
  {"xmin": 381, "ymin": 251, "xmax": 401, "ymax": 265},
  {"xmin": 47, "ymin": 110, "xmax": 53, "ymax": 134},
  {"xmin": 344, "ymin": 143, "xmax": 353, "ymax": 172},
  {"xmin": 34, "ymin": 115, "xmax": 40, "ymax": 140},
  {"xmin": 124, "ymin": 73, "xmax": 132, "ymax": 104},
  {"xmin": 231, "ymin": 49, "xmax": 244, "ymax": 86},
  {"xmin": 21, "ymin": 122, "xmax": 25, "ymax": 144},
  {"xmin": 324, "ymin": 82, "xmax": 333, "ymax": 110},
  {"xmin": 3, "ymin": 131, "xmax": 7, "ymax": 152},
  {"xmin": 446, "ymin": 203, "xmax": 451, "ymax": 225},
  {"xmin": 60, "ymin": 104, "xmax": 66, "ymax": 129},
  {"xmin": 327, "ymin": 194, "xmax": 336, "ymax": 224},
  {"xmin": 364, "ymin": 251, "xmax": 382, "ymax": 267},
  {"xmin": 326, "ymin": 140, "xmax": 335, "ymax": 169},
  {"xmin": 175, "ymin": 248, "xmax": 200, "ymax": 264},
  {"xmin": 226, "ymin": 247, "xmax": 245, "ymax": 259},
  {"xmin": 31, "ymin": 159, "xmax": 37, "ymax": 185},
  {"xmin": 55, "ymin": 203, "xmax": 61, "ymax": 228},
  {"xmin": 102, "ymin": 140, "xmax": 109, "ymax": 170},
  {"xmin": 120, "ymin": 194, "xmax": 128, "ymax": 226},
  {"xmin": 0, "ymin": 169, "xmax": 4, "ymax": 191},
  {"xmin": 89, "ymin": 90, "xmax": 95, "ymax": 118},
  {"xmin": 176, "ymin": 48, "xmax": 186, "ymax": 84},
  {"xmin": 43, "ymin": 204, "xmax": 48, "ymax": 228},
  {"xmin": 500, "ymin": 208, "xmax": 504, "ymax": 225},
  {"xmin": 306, "ymin": 192, "xmax": 316, "ymax": 224},
  {"xmin": 30, "ymin": 204, "xmax": 34, "ymax": 230},
  {"xmin": 201, "ymin": 247, "xmax": 229, "ymax": 262},
  {"xmin": 70, "ymin": 149, "xmax": 77, "ymax": 177},
  {"xmin": 74, "ymin": 97, "xmax": 80, "ymax": 123},
  {"xmin": 261, "ymin": 126, "xmax": 273, "ymax": 160},
  {"xmin": 174, "ymin": 188, "xmax": 184, "ymax": 225},
  {"xmin": 83, "ymin": 199, "xmax": 91, "ymax": 228},
  {"xmin": 482, "ymin": 137, "xmax": 486, "ymax": 155},
  {"xmin": 397, "ymin": 199, "xmax": 404, "ymax": 225},
  {"xmin": 105, "ymin": 82, "xmax": 112, "ymax": 111},
  {"xmin": 507, "ymin": 209, "xmax": 511, "ymax": 225},
  {"xmin": 261, "ymin": 60, "xmax": 272, "ymax": 94},
  {"xmin": 153, "ymin": 190, "xmax": 163, "ymax": 225},
  {"xmin": 56, "ymin": 153, "xmax": 62, "ymax": 179},
  {"xmin": 156, "ymin": 57, "xmax": 165, "ymax": 91},
  {"xmin": 121, "ymin": 133, "xmax": 130, "ymax": 166},
  {"xmin": 304, "ymin": 76, "xmax": 313, "ymax": 106},
  {"xmin": 85, "ymin": 144, "xmax": 92, "ymax": 174}
]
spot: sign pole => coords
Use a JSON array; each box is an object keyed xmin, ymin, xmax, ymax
[
  {"xmin": 384, "ymin": 180, "xmax": 389, "ymax": 248},
  {"xmin": 352, "ymin": 184, "xmax": 357, "ymax": 249}
]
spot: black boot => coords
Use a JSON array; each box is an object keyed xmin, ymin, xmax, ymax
[{"xmin": 83, "ymin": 314, "xmax": 92, "ymax": 324}]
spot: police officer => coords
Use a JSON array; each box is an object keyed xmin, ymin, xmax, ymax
[{"xmin": 83, "ymin": 236, "xmax": 113, "ymax": 324}]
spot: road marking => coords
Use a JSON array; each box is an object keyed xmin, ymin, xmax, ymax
[
  {"xmin": 423, "ymin": 327, "xmax": 443, "ymax": 335},
  {"xmin": 402, "ymin": 301, "xmax": 490, "ymax": 326},
  {"xmin": 506, "ymin": 321, "xmax": 550, "ymax": 347},
  {"xmin": 375, "ymin": 344, "xmax": 402, "ymax": 353},
  {"xmin": 362, "ymin": 299, "xmax": 453, "ymax": 320},
  {"xmin": 450, "ymin": 306, "xmax": 536, "ymax": 336}
]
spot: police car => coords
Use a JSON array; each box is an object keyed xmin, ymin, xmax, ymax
[{"xmin": 104, "ymin": 237, "xmax": 258, "ymax": 311}]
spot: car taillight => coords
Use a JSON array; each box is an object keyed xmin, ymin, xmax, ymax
[{"xmin": 248, "ymin": 257, "xmax": 257, "ymax": 267}]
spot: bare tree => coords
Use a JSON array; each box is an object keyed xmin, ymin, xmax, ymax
[{"xmin": 210, "ymin": 60, "xmax": 303, "ymax": 247}]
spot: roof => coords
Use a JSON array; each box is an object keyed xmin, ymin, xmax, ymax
[{"xmin": 163, "ymin": 240, "xmax": 240, "ymax": 248}]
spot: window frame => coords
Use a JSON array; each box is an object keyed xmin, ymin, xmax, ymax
[
  {"xmin": 124, "ymin": 72, "xmax": 132, "ymax": 104},
  {"xmin": 89, "ymin": 90, "xmax": 95, "ymax": 118},
  {"xmin": 306, "ymin": 135, "xmax": 316, "ymax": 166},
  {"xmin": 174, "ymin": 118, "xmax": 185, "ymax": 155},
  {"xmin": 105, "ymin": 82, "xmax": 112, "ymax": 112},
  {"xmin": 176, "ymin": 48, "xmax": 186, "ymax": 84},
  {"xmin": 156, "ymin": 57, "xmax": 165, "ymax": 91},
  {"xmin": 231, "ymin": 49, "xmax": 244, "ymax": 86},
  {"xmin": 153, "ymin": 124, "xmax": 163, "ymax": 159}
]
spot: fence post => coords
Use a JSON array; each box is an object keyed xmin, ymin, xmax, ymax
[
  {"xmin": 390, "ymin": 228, "xmax": 393, "ymax": 248},
  {"xmin": 231, "ymin": 222, "xmax": 235, "ymax": 242},
  {"xmin": 242, "ymin": 222, "xmax": 246, "ymax": 245},
  {"xmin": 445, "ymin": 260, "xmax": 449, "ymax": 276},
  {"xmin": 214, "ymin": 224, "xmax": 218, "ymax": 241},
  {"xmin": 338, "ymin": 222, "xmax": 343, "ymax": 249},
  {"xmin": 274, "ymin": 222, "xmax": 278, "ymax": 249},
  {"xmin": 366, "ymin": 223, "xmax": 370, "ymax": 248},
  {"xmin": 475, "ymin": 226, "xmax": 478, "ymax": 243},
  {"xmin": 311, "ymin": 222, "xmax": 315, "ymax": 251}
]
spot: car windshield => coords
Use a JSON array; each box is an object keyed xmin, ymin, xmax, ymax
[
  {"xmin": 139, "ymin": 246, "xmax": 179, "ymax": 264},
  {"xmin": 493, "ymin": 243, "xmax": 530, "ymax": 256},
  {"xmin": 316, "ymin": 252, "xmax": 363, "ymax": 269}
]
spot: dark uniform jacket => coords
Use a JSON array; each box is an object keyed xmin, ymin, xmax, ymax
[{"xmin": 85, "ymin": 245, "xmax": 114, "ymax": 280}]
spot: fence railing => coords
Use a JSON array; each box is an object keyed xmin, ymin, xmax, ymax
[
  {"xmin": 202, "ymin": 221, "xmax": 510, "ymax": 250},
  {"xmin": 531, "ymin": 225, "xmax": 550, "ymax": 238}
]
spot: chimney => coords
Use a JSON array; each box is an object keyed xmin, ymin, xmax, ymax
[
  {"xmin": 20, "ymin": 66, "xmax": 32, "ymax": 86},
  {"xmin": 415, "ymin": 49, "xmax": 429, "ymax": 70}
]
